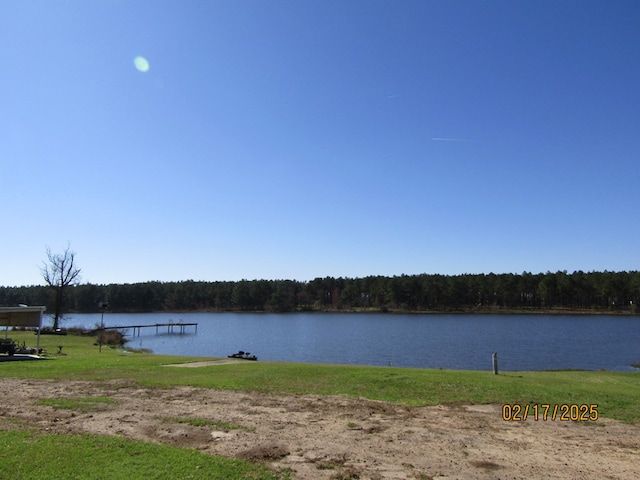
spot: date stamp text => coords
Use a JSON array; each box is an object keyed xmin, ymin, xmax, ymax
[{"xmin": 502, "ymin": 403, "xmax": 598, "ymax": 421}]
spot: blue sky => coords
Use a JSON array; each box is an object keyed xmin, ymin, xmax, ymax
[{"xmin": 2, "ymin": 0, "xmax": 639, "ymax": 287}]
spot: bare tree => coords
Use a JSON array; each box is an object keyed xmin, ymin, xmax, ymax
[{"xmin": 41, "ymin": 244, "xmax": 81, "ymax": 330}]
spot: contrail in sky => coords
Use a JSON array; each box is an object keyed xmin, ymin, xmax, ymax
[{"xmin": 431, "ymin": 137, "xmax": 468, "ymax": 142}]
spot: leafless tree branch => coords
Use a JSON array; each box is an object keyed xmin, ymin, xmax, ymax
[{"xmin": 41, "ymin": 243, "xmax": 81, "ymax": 329}]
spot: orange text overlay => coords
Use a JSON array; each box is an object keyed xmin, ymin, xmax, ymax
[{"xmin": 502, "ymin": 404, "xmax": 599, "ymax": 421}]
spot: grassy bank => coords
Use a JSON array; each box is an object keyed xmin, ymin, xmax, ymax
[
  {"xmin": 0, "ymin": 430, "xmax": 285, "ymax": 480},
  {"xmin": 2, "ymin": 330, "xmax": 639, "ymax": 479},
  {"xmin": 3, "ymin": 331, "xmax": 639, "ymax": 424}
]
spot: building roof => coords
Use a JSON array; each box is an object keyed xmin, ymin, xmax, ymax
[{"xmin": 0, "ymin": 306, "xmax": 46, "ymax": 327}]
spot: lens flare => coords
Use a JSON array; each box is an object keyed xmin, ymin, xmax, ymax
[{"xmin": 133, "ymin": 56, "xmax": 150, "ymax": 72}]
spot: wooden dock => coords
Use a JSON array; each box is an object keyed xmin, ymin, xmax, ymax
[{"xmin": 101, "ymin": 322, "xmax": 198, "ymax": 336}]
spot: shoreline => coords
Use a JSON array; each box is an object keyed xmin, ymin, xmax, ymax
[{"xmin": 65, "ymin": 307, "xmax": 640, "ymax": 316}]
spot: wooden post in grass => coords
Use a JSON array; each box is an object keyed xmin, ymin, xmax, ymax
[
  {"xmin": 98, "ymin": 301, "xmax": 109, "ymax": 353},
  {"xmin": 492, "ymin": 351, "xmax": 499, "ymax": 375}
]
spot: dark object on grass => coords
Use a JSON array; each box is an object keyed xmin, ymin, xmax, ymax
[
  {"xmin": 0, "ymin": 338, "xmax": 17, "ymax": 356},
  {"xmin": 14, "ymin": 341, "xmax": 42, "ymax": 355},
  {"xmin": 228, "ymin": 351, "xmax": 258, "ymax": 361},
  {"xmin": 1, "ymin": 338, "xmax": 42, "ymax": 356},
  {"xmin": 38, "ymin": 327, "xmax": 67, "ymax": 335}
]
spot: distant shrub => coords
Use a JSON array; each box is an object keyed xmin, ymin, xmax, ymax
[{"xmin": 93, "ymin": 330, "xmax": 127, "ymax": 348}]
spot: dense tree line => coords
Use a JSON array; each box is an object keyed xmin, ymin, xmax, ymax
[{"xmin": 2, "ymin": 271, "xmax": 640, "ymax": 316}]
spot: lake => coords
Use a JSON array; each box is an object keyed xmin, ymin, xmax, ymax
[{"xmin": 60, "ymin": 312, "xmax": 640, "ymax": 372}]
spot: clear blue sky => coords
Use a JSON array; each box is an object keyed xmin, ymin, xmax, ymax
[{"xmin": 2, "ymin": 1, "xmax": 639, "ymax": 287}]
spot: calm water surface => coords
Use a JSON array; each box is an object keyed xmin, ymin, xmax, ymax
[{"xmin": 62, "ymin": 313, "xmax": 640, "ymax": 371}]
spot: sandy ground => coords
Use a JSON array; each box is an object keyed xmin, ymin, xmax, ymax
[{"xmin": 1, "ymin": 376, "xmax": 639, "ymax": 480}]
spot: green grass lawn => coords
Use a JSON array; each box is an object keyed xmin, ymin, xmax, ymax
[
  {"xmin": 0, "ymin": 430, "xmax": 286, "ymax": 480},
  {"xmin": 3, "ymin": 330, "xmax": 639, "ymax": 423},
  {"xmin": 1, "ymin": 330, "xmax": 639, "ymax": 479}
]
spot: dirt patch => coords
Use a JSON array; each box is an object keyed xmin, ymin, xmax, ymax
[
  {"xmin": 237, "ymin": 443, "xmax": 290, "ymax": 462},
  {"xmin": 1, "ymin": 378, "xmax": 639, "ymax": 479}
]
